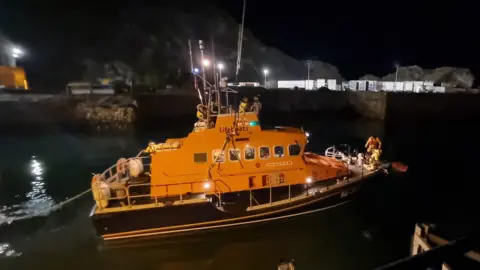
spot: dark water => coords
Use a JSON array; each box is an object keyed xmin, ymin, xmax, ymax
[{"xmin": 0, "ymin": 115, "xmax": 478, "ymax": 270}]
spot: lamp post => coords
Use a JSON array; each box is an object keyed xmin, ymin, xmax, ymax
[
  {"xmin": 395, "ymin": 63, "xmax": 400, "ymax": 83},
  {"xmin": 217, "ymin": 63, "xmax": 224, "ymax": 86},
  {"xmin": 9, "ymin": 46, "xmax": 23, "ymax": 67},
  {"xmin": 263, "ymin": 68, "xmax": 269, "ymax": 88}
]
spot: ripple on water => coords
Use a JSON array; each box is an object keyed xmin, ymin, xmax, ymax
[
  {"xmin": 0, "ymin": 242, "xmax": 22, "ymax": 258},
  {"xmin": 0, "ymin": 156, "xmax": 54, "ymax": 222}
]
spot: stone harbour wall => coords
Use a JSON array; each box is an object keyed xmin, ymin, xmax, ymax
[{"xmin": 1, "ymin": 90, "xmax": 480, "ymax": 132}]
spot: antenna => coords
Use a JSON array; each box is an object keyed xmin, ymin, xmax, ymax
[
  {"xmin": 188, "ymin": 39, "xmax": 202, "ymax": 104},
  {"xmin": 235, "ymin": 0, "xmax": 246, "ymax": 84}
]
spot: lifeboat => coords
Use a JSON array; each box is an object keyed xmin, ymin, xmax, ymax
[
  {"xmin": 89, "ymin": 108, "xmax": 392, "ymax": 242},
  {"xmin": 88, "ymin": 75, "xmax": 397, "ymax": 242}
]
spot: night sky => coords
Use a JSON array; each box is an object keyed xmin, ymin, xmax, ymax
[{"xmin": 1, "ymin": 0, "xmax": 478, "ymax": 81}]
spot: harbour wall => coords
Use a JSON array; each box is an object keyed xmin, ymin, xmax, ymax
[{"xmin": 1, "ymin": 90, "xmax": 479, "ymax": 131}]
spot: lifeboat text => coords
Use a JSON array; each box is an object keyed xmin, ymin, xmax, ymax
[{"xmin": 220, "ymin": 126, "xmax": 249, "ymax": 133}]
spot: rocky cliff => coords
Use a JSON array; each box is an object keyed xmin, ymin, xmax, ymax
[
  {"xmin": 68, "ymin": 4, "xmax": 343, "ymax": 90},
  {"xmin": 363, "ymin": 65, "xmax": 475, "ymax": 89}
]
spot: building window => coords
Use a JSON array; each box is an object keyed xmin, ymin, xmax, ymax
[
  {"xmin": 229, "ymin": 149, "xmax": 240, "ymax": 162},
  {"xmin": 259, "ymin": 146, "xmax": 270, "ymax": 159},
  {"xmin": 289, "ymin": 144, "xmax": 301, "ymax": 156},
  {"xmin": 212, "ymin": 150, "xmax": 225, "ymax": 163},
  {"xmin": 244, "ymin": 146, "xmax": 255, "ymax": 160},
  {"xmin": 194, "ymin": 153, "xmax": 207, "ymax": 163},
  {"xmin": 274, "ymin": 146, "xmax": 284, "ymax": 158}
]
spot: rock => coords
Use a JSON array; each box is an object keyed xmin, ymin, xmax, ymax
[
  {"xmin": 62, "ymin": 4, "xmax": 343, "ymax": 89},
  {"xmin": 381, "ymin": 65, "xmax": 474, "ymax": 88},
  {"xmin": 359, "ymin": 74, "xmax": 380, "ymax": 81}
]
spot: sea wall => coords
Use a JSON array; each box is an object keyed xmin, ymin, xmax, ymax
[
  {"xmin": 1, "ymin": 90, "xmax": 480, "ymax": 132},
  {"xmin": 385, "ymin": 92, "xmax": 480, "ymax": 120}
]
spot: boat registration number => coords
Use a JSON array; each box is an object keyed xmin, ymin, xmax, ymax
[
  {"xmin": 340, "ymin": 188, "xmax": 356, "ymax": 198},
  {"xmin": 266, "ymin": 161, "xmax": 293, "ymax": 167}
]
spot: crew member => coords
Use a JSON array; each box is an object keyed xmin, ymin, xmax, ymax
[
  {"xmin": 239, "ymin": 97, "xmax": 249, "ymax": 113},
  {"xmin": 144, "ymin": 141, "xmax": 157, "ymax": 154},
  {"xmin": 196, "ymin": 104, "xmax": 206, "ymax": 120},
  {"xmin": 365, "ymin": 136, "xmax": 382, "ymax": 153},
  {"xmin": 251, "ymin": 95, "xmax": 262, "ymax": 114},
  {"xmin": 369, "ymin": 148, "xmax": 381, "ymax": 169}
]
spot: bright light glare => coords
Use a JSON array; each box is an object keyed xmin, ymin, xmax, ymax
[
  {"xmin": 203, "ymin": 182, "xmax": 211, "ymax": 189},
  {"xmin": 306, "ymin": 177, "xmax": 312, "ymax": 184},
  {"xmin": 193, "ymin": 68, "xmax": 199, "ymax": 74},
  {"xmin": 217, "ymin": 63, "xmax": 224, "ymax": 70},
  {"xmin": 202, "ymin": 59, "xmax": 210, "ymax": 67},
  {"xmin": 263, "ymin": 69, "xmax": 269, "ymax": 75},
  {"xmin": 305, "ymin": 132, "xmax": 310, "ymax": 137},
  {"xmin": 12, "ymin": 48, "xmax": 22, "ymax": 55}
]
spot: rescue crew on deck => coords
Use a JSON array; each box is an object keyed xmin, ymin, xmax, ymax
[
  {"xmin": 364, "ymin": 136, "xmax": 382, "ymax": 170},
  {"xmin": 239, "ymin": 97, "xmax": 249, "ymax": 113},
  {"xmin": 251, "ymin": 95, "xmax": 262, "ymax": 114},
  {"xmin": 365, "ymin": 136, "xmax": 382, "ymax": 153},
  {"xmin": 196, "ymin": 104, "xmax": 206, "ymax": 121}
]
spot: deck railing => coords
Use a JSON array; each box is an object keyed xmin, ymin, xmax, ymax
[
  {"xmin": 94, "ymin": 179, "xmax": 232, "ymax": 210},
  {"xmin": 99, "ymin": 151, "xmax": 151, "ymax": 183}
]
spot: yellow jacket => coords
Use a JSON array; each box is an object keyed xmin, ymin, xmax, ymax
[{"xmin": 239, "ymin": 102, "xmax": 248, "ymax": 113}]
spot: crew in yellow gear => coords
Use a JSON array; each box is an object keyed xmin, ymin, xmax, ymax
[
  {"xmin": 144, "ymin": 141, "xmax": 157, "ymax": 154},
  {"xmin": 239, "ymin": 97, "xmax": 248, "ymax": 113},
  {"xmin": 365, "ymin": 136, "xmax": 382, "ymax": 153},
  {"xmin": 369, "ymin": 148, "xmax": 381, "ymax": 169},
  {"xmin": 196, "ymin": 104, "xmax": 206, "ymax": 120}
]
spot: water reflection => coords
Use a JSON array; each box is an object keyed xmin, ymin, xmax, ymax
[
  {"xmin": 0, "ymin": 156, "xmax": 54, "ymax": 221},
  {"xmin": 0, "ymin": 242, "xmax": 21, "ymax": 257}
]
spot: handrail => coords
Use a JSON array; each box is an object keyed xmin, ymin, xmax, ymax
[
  {"xmin": 94, "ymin": 179, "xmax": 232, "ymax": 210},
  {"xmin": 99, "ymin": 152, "xmax": 150, "ymax": 183}
]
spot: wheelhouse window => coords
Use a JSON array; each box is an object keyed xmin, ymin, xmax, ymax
[
  {"xmin": 244, "ymin": 146, "xmax": 255, "ymax": 160},
  {"xmin": 289, "ymin": 144, "xmax": 301, "ymax": 156},
  {"xmin": 212, "ymin": 150, "xmax": 225, "ymax": 163},
  {"xmin": 229, "ymin": 149, "xmax": 241, "ymax": 162},
  {"xmin": 194, "ymin": 153, "xmax": 207, "ymax": 163},
  {"xmin": 274, "ymin": 146, "xmax": 284, "ymax": 158},
  {"xmin": 259, "ymin": 146, "xmax": 270, "ymax": 159}
]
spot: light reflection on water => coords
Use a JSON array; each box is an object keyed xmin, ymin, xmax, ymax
[
  {"xmin": 0, "ymin": 242, "xmax": 21, "ymax": 257},
  {"xmin": 0, "ymin": 156, "xmax": 54, "ymax": 221}
]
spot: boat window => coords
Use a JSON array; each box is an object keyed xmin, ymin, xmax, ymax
[
  {"xmin": 229, "ymin": 149, "xmax": 241, "ymax": 162},
  {"xmin": 212, "ymin": 150, "xmax": 225, "ymax": 163},
  {"xmin": 274, "ymin": 146, "xmax": 284, "ymax": 158},
  {"xmin": 194, "ymin": 153, "xmax": 207, "ymax": 163},
  {"xmin": 289, "ymin": 144, "xmax": 301, "ymax": 156},
  {"xmin": 259, "ymin": 146, "xmax": 270, "ymax": 159},
  {"xmin": 244, "ymin": 147, "xmax": 255, "ymax": 160}
]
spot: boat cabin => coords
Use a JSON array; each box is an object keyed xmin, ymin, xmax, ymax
[{"xmin": 146, "ymin": 112, "xmax": 349, "ymax": 198}]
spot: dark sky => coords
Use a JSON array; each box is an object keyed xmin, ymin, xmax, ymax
[
  {"xmin": 216, "ymin": 0, "xmax": 479, "ymax": 79},
  {"xmin": 1, "ymin": 0, "xmax": 479, "ymax": 81}
]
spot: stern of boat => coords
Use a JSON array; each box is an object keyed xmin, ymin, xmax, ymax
[{"xmin": 303, "ymin": 152, "xmax": 350, "ymax": 181}]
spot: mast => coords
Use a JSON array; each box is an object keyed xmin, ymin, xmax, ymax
[
  {"xmin": 199, "ymin": 40, "xmax": 207, "ymax": 103},
  {"xmin": 235, "ymin": 0, "xmax": 246, "ymax": 84},
  {"xmin": 211, "ymin": 37, "xmax": 221, "ymax": 114},
  {"xmin": 188, "ymin": 39, "xmax": 202, "ymax": 104}
]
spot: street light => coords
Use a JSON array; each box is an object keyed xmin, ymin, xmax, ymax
[
  {"xmin": 217, "ymin": 63, "xmax": 224, "ymax": 87},
  {"xmin": 394, "ymin": 63, "xmax": 400, "ymax": 82},
  {"xmin": 263, "ymin": 68, "xmax": 269, "ymax": 88},
  {"xmin": 202, "ymin": 59, "xmax": 210, "ymax": 67}
]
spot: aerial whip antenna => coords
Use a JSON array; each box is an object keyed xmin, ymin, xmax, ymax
[
  {"xmin": 188, "ymin": 39, "xmax": 203, "ymax": 104},
  {"xmin": 235, "ymin": 0, "xmax": 246, "ymax": 83}
]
